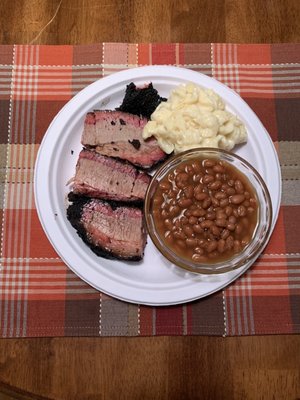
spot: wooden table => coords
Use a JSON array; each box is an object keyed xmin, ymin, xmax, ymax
[{"xmin": 0, "ymin": 1, "xmax": 300, "ymax": 399}]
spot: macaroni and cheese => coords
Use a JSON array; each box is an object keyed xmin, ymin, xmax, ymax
[{"xmin": 142, "ymin": 83, "xmax": 248, "ymax": 154}]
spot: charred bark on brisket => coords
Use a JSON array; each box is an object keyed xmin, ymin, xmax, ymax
[
  {"xmin": 67, "ymin": 193, "xmax": 146, "ymax": 261},
  {"xmin": 116, "ymin": 82, "xmax": 167, "ymax": 119}
]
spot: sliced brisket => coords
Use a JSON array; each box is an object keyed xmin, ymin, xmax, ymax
[
  {"xmin": 67, "ymin": 194, "xmax": 147, "ymax": 261},
  {"xmin": 82, "ymin": 110, "xmax": 166, "ymax": 169},
  {"xmin": 72, "ymin": 149, "xmax": 151, "ymax": 202},
  {"xmin": 117, "ymin": 82, "xmax": 167, "ymax": 119}
]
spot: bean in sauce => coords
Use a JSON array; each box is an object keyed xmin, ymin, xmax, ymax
[{"xmin": 153, "ymin": 157, "xmax": 258, "ymax": 264}]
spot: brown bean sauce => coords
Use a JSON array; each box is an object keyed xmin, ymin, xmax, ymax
[{"xmin": 152, "ymin": 157, "xmax": 258, "ymax": 264}]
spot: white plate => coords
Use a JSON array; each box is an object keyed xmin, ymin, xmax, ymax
[{"xmin": 34, "ymin": 66, "xmax": 281, "ymax": 306}]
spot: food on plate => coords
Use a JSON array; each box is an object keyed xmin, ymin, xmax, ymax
[
  {"xmin": 150, "ymin": 156, "xmax": 258, "ymax": 264},
  {"xmin": 143, "ymin": 83, "xmax": 247, "ymax": 154},
  {"xmin": 72, "ymin": 149, "xmax": 151, "ymax": 202},
  {"xmin": 68, "ymin": 80, "xmax": 251, "ymax": 264},
  {"xmin": 67, "ymin": 193, "xmax": 147, "ymax": 261},
  {"xmin": 68, "ymin": 81, "xmax": 168, "ymax": 262},
  {"xmin": 82, "ymin": 110, "xmax": 167, "ymax": 169},
  {"xmin": 117, "ymin": 82, "xmax": 166, "ymax": 119}
]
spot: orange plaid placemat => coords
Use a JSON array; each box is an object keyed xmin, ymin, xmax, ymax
[{"xmin": 0, "ymin": 43, "xmax": 299, "ymax": 337}]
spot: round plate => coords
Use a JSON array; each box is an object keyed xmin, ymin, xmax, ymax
[{"xmin": 34, "ymin": 66, "xmax": 281, "ymax": 306}]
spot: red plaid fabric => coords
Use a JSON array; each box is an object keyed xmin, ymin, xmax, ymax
[{"xmin": 0, "ymin": 43, "xmax": 299, "ymax": 337}]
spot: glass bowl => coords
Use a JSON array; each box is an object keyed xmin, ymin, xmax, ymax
[{"xmin": 144, "ymin": 147, "xmax": 273, "ymax": 274}]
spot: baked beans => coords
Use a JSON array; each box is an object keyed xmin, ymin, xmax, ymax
[{"xmin": 153, "ymin": 157, "xmax": 258, "ymax": 264}]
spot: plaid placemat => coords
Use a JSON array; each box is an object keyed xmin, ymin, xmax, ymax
[{"xmin": 0, "ymin": 43, "xmax": 299, "ymax": 337}]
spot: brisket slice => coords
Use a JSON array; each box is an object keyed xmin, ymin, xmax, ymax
[
  {"xmin": 72, "ymin": 149, "xmax": 151, "ymax": 202},
  {"xmin": 117, "ymin": 82, "xmax": 167, "ymax": 119},
  {"xmin": 82, "ymin": 110, "xmax": 166, "ymax": 169},
  {"xmin": 67, "ymin": 193, "xmax": 147, "ymax": 261}
]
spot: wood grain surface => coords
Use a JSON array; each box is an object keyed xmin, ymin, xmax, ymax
[
  {"xmin": 0, "ymin": 336, "xmax": 299, "ymax": 400},
  {"xmin": 0, "ymin": 0, "xmax": 300, "ymax": 44},
  {"xmin": 0, "ymin": 0, "xmax": 300, "ymax": 399}
]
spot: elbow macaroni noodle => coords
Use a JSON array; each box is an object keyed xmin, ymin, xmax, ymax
[{"xmin": 142, "ymin": 83, "xmax": 248, "ymax": 154}]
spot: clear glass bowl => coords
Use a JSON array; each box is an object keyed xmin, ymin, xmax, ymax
[{"xmin": 144, "ymin": 148, "xmax": 273, "ymax": 274}]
